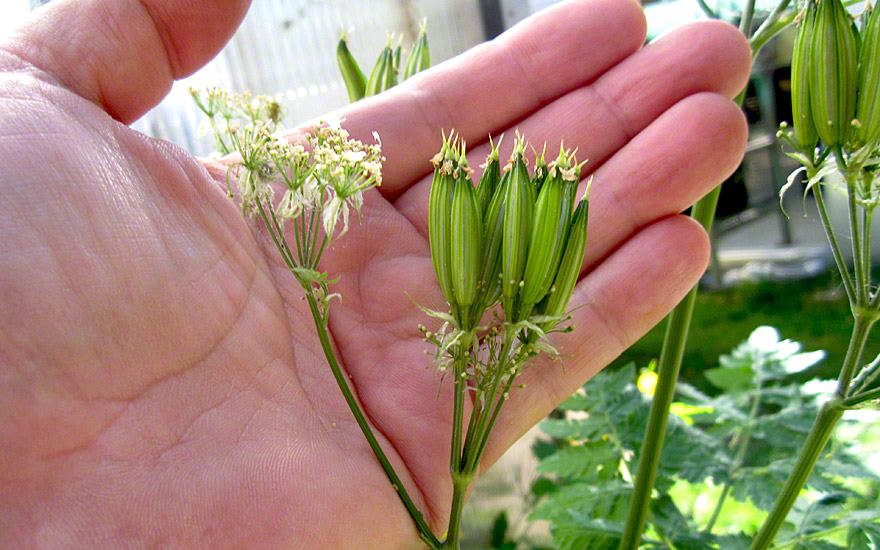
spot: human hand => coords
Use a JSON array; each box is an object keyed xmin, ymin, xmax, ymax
[{"xmin": 0, "ymin": 0, "xmax": 750, "ymax": 548}]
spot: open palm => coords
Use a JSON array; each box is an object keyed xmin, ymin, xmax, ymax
[{"xmin": 0, "ymin": 0, "xmax": 751, "ymax": 548}]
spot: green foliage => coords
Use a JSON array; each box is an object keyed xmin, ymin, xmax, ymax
[{"xmin": 529, "ymin": 328, "xmax": 880, "ymax": 550}]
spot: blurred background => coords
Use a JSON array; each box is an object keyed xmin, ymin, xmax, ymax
[{"xmin": 8, "ymin": 1, "xmax": 879, "ymax": 548}]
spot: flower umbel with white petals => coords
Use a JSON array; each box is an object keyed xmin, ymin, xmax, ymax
[{"xmin": 191, "ymin": 88, "xmax": 384, "ymax": 320}]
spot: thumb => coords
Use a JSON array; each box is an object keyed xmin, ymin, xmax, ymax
[{"xmin": 0, "ymin": 0, "xmax": 251, "ymax": 123}]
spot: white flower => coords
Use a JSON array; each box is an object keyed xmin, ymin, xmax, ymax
[{"xmin": 322, "ymin": 194, "xmax": 344, "ymax": 237}]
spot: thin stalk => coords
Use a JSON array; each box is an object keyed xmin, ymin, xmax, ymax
[
  {"xmin": 843, "ymin": 168, "xmax": 868, "ymax": 305},
  {"xmin": 304, "ymin": 291, "xmax": 442, "ymax": 549},
  {"xmin": 772, "ymin": 514, "xmax": 880, "ymax": 549},
  {"xmin": 749, "ymin": 0, "xmax": 794, "ymax": 54},
  {"xmin": 442, "ymin": 476, "xmax": 471, "ymax": 550},
  {"xmin": 836, "ymin": 315, "xmax": 875, "ymax": 397},
  {"xmin": 862, "ymin": 207, "xmax": 873, "ymax": 301},
  {"xmin": 450, "ymin": 347, "xmax": 469, "ymax": 475},
  {"xmin": 749, "ymin": 314, "xmax": 874, "ymax": 550},
  {"xmin": 748, "ymin": 401, "xmax": 844, "ymax": 550},
  {"xmin": 814, "ymin": 185, "xmax": 858, "ymax": 307},
  {"xmin": 842, "ymin": 384, "xmax": 880, "ymax": 408},
  {"xmin": 851, "ymin": 352, "xmax": 880, "ymax": 395},
  {"xmin": 617, "ymin": 186, "xmax": 722, "ymax": 550},
  {"xmin": 704, "ymin": 378, "xmax": 764, "ymax": 534},
  {"xmin": 461, "ymin": 329, "xmax": 516, "ymax": 476}
]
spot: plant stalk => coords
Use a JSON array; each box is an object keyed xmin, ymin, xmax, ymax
[
  {"xmin": 704, "ymin": 377, "xmax": 764, "ymax": 534},
  {"xmin": 748, "ymin": 400, "xmax": 844, "ymax": 550},
  {"xmin": 748, "ymin": 313, "xmax": 874, "ymax": 550},
  {"xmin": 617, "ymin": 185, "xmax": 723, "ymax": 550},
  {"xmin": 304, "ymin": 291, "xmax": 442, "ymax": 549}
]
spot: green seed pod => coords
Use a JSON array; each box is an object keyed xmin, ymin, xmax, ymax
[
  {"xmin": 520, "ymin": 148, "xmax": 578, "ymax": 310},
  {"xmin": 532, "ymin": 143, "xmax": 549, "ymax": 196},
  {"xmin": 856, "ymin": 3, "xmax": 880, "ymax": 145},
  {"xmin": 810, "ymin": 0, "xmax": 859, "ymax": 148},
  {"xmin": 450, "ymin": 149, "xmax": 482, "ymax": 315},
  {"xmin": 428, "ymin": 137, "xmax": 457, "ymax": 306},
  {"xmin": 337, "ymin": 30, "xmax": 366, "ymax": 103},
  {"xmin": 501, "ymin": 144, "xmax": 533, "ymax": 315},
  {"xmin": 791, "ymin": 2, "xmax": 819, "ymax": 150},
  {"xmin": 365, "ymin": 39, "xmax": 393, "ymax": 97},
  {"xmin": 475, "ymin": 169, "xmax": 510, "ymax": 312},
  {"xmin": 541, "ymin": 198, "xmax": 589, "ymax": 331},
  {"xmin": 476, "ymin": 135, "xmax": 503, "ymax": 217},
  {"xmin": 404, "ymin": 21, "xmax": 431, "ymax": 79}
]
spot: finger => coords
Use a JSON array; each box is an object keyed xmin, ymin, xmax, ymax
[
  {"xmin": 393, "ymin": 19, "xmax": 750, "ymax": 226},
  {"xmin": 0, "ymin": 0, "xmax": 251, "ymax": 123},
  {"xmin": 332, "ymin": 0, "xmax": 648, "ymax": 196},
  {"xmin": 480, "ymin": 214, "xmax": 710, "ymax": 471}
]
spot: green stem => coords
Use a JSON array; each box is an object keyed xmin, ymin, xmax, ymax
[
  {"xmin": 303, "ymin": 291, "xmax": 442, "ymax": 549},
  {"xmin": 617, "ymin": 186, "xmax": 722, "ymax": 550},
  {"xmin": 843, "ymin": 168, "xmax": 867, "ymax": 306},
  {"xmin": 749, "ymin": 314, "xmax": 874, "ymax": 550},
  {"xmin": 813, "ymin": 185, "xmax": 858, "ymax": 307},
  {"xmin": 450, "ymin": 346, "xmax": 469, "ymax": 475},
  {"xmin": 842, "ymin": 384, "xmax": 880, "ymax": 408},
  {"xmin": 704, "ymin": 378, "xmax": 764, "ymax": 534},
  {"xmin": 442, "ymin": 475, "xmax": 471, "ymax": 550},
  {"xmin": 836, "ymin": 315, "xmax": 875, "ymax": 398},
  {"xmin": 461, "ymin": 329, "xmax": 516, "ymax": 476},
  {"xmin": 772, "ymin": 514, "xmax": 880, "ymax": 549},
  {"xmin": 748, "ymin": 400, "xmax": 844, "ymax": 550},
  {"xmin": 851, "ymin": 352, "xmax": 880, "ymax": 396}
]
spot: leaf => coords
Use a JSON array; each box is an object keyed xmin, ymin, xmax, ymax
[{"xmin": 706, "ymin": 364, "xmax": 755, "ymax": 391}]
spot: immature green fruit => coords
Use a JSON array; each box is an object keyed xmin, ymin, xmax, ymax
[
  {"xmin": 476, "ymin": 169, "xmax": 509, "ymax": 312},
  {"xmin": 450, "ymin": 153, "xmax": 481, "ymax": 314},
  {"xmin": 428, "ymin": 139, "xmax": 457, "ymax": 306},
  {"xmin": 365, "ymin": 40, "xmax": 393, "ymax": 97},
  {"xmin": 336, "ymin": 31, "xmax": 366, "ymax": 102},
  {"xmin": 476, "ymin": 136, "xmax": 503, "ymax": 217},
  {"xmin": 811, "ymin": 0, "xmax": 859, "ymax": 148},
  {"xmin": 856, "ymin": 4, "xmax": 880, "ymax": 146},
  {"xmin": 404, "ymin": 22, "xmax": 431, "ymax": 80},
  {"xmin": 541, "ymin": 198, "xmax": 589, "ymax": 331},
  {"xmin": 791, "ymin": 2, "xmax": 819, "ymax": 149},
  {"xmin": 501, "ymin": 150, "xmax": 533, "ymax": 314},
  {"xmin": 520, "ymin": 149, "xmax": 578, "ymax": 309},
  {"xmin": 532, "ymin": 143, "xmax": 549, "ymax": 195}
]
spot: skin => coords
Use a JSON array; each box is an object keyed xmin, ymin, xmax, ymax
[{"xmin": 0, "ymin": 0, "xmax": 751, "ymax": 548}]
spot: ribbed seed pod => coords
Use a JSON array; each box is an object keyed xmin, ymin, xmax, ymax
[
  {"xmin": 476, "ymin": 136, "xmax": 503, "ymax": 217},
  {"xmin": 389, "ymin": 36, "xmax": 402, "ymax": 89},
  {"xmin": 541, "ymin": 198, "xmax": 589, "ymax": 331},
  {"xmin": 810, "ymin": 0, "xmax": 859, "ymax": 148},
  {"xmin": 857, "ymin": 3, "xmax": 880, "ymax": 146},
  {"xmin": 404, "ymin": 21, "xmax": 431, "ymax": 79},
  {"xmin": 336, "ymin": 31, "xmax": 366, "ymax": 103},
  {"xmin": 501, "ymin": 148, "xmax": 533, "ymax": 314},
  {"xmin": 532, "ymin": 144, "xmax": 548, "ymax": 196},
  {"xmin": 428, "ymin": 138, "xmax": 457, "ymax": 306},
  {"xmin": 476, "ymin": 169, "xmax": 510, "ymax": 312},
  {"xmin": 520, "ymin": 149, "xmax": 578, "ymax": 309},
  {"xmin": 450, "ymin": 149, "xmax": 482, "ymax": 316},
  {"xmin": 791, "ymin": 2, "xmax": 819, "ymax": 149},
  {"xmin": 365, "ymin": 40, "xmax": 393, "ymax": 97}
]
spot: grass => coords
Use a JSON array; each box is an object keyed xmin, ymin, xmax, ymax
[{"xmin": 612, "ymin": 269, "xmax": 880, "ymax": 392}]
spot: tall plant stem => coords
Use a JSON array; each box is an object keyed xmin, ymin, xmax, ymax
[
  {"xmin": 303, "ymin": 291, "xmax": 442, "ymax": 550},
  {"xmin": 813, "ymin": 185, "xmax": 857, "ymax": 306},
  {"xmin": 617, "ymin": 187, "xmax": 722, "ymax": 550},
  {"xmin": 748, "ymin": 314, "xmax": 874, "ymax": 550},
  {"xmin": 704, "ymin": 378, "xmax": 764, "ymax": 534}
]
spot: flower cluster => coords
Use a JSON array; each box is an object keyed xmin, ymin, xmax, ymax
[{"xmin": 191, "ymin": 88, "xmax": 384, "ymax": 252}]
